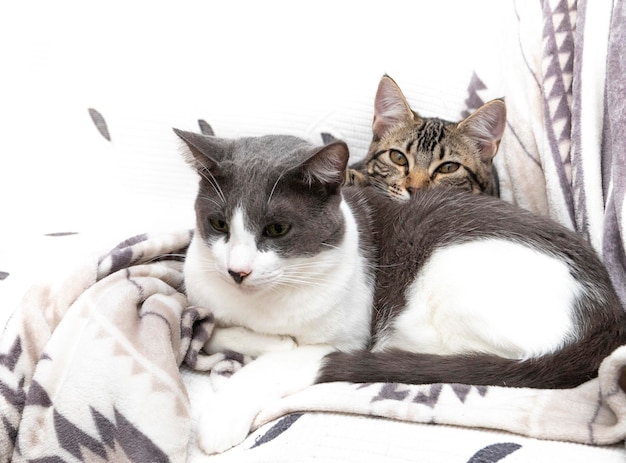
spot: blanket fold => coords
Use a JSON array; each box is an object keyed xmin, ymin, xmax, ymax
[
  {"xmin": 1, "ymin": 231, "xmax": 625, "ymax": 462},
  {"xmin": 0, "ymin": 231, "xmax": 200, "ymax": 462}
]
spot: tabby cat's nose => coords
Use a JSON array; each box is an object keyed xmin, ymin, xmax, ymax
[{"xmin": 228, "ymin": 269, "xmax": 250, "ymax": 284}]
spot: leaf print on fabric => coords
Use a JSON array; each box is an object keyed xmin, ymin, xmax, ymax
[
  {"xmin": 462, "ymin": 71, "xmax": 488, "ymax": 118},
  {"xmin": 466, "ymin": 442, "xmax": 522, "ymax": 463},
  {"xmin": 88, "ymin": 108, "xmax": 111, "ymax": 141},
  {"xmin": 250, "ymin": 413, "xmax": 303, "ymax": 449},
  {"xmin": 0, "ymin": 271, "xmax": 9, "ymax": 281},
  {"xmin": 321, "ymin": 132, "xmax": 338, "ymax": 144},
  {"xmin": 198, "ymin": 119, "xmax": 215, "ymax": 136}
]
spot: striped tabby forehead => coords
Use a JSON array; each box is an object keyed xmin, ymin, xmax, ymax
[
  {"xmin": 375, "ymin": 118, "xmax": 455, "ymax": 157},
  {"xmin": 364, "ymin": 116, "xmax": 496, "ymax": 197}
]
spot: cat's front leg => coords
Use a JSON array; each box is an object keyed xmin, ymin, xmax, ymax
[
  {"xmin": 205, "ymin": 326, "xmax": 298, "ymax": 357},
  {"xmin": 197, "ymin": 344, "xmax": 333, "ymax": 455}
]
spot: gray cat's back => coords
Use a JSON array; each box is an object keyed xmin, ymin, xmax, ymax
[
  {"xmin": 363, "ymin": 186, "xmax": 601, "ymax": 266},
  {"xmin": 331, "ymin": 186, "xmax": 626, "ymax": 387},
  {"xmin": 360, "ymin": 186, "xmax": 619, "ymax": 326}
]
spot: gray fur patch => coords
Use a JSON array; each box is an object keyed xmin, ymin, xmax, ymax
[{"xmin": 189, "ymin": 135, "xmax": 347, "ymax": 257}]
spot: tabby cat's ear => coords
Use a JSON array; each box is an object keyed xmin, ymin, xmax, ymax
[
  {"xmin": 299, "ymin": 141, "xmax": 349, "ymax": 188},
  {"xmin": 173, "ymin": 128, "xmax": 227, "ymax": 172},
  {"xmin": 457, "ymin": 99, "xmax": 507, "ymax": 162},
  {"xmin": 372, "ymin": 75, "xmax": 415, "ymax": 140}
]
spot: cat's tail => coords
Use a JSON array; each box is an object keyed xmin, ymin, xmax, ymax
[{"xmin": 316, "ymin": 331, "xmax": 626, "ymax": 389}]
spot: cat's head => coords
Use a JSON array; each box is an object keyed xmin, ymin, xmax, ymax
[
  {"xmin": 174, "ymin": 129, "xmax": 349, "ymax": 292},
  {"xmin": 365, "ymin": 75, "xmax": 506, "ymax": 200}
]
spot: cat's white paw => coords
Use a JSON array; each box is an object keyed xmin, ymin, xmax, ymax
[
  {"xmin": 197, "ymin": 394, "xmax": 257, "ymax": 455},
  {"xmin": 196, "ymin": 346, "xmax": 331, "ymax": 454},
  {"xmin": 205, "ymin": 325, "xmax": 298, "ymax": 357},
  {"xmin": 271, "ymin": 334, "xmax": 298, "ymax": 352}
]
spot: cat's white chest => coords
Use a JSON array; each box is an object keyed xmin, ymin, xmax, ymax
[
  {"xmin": 185, "ymin": 202, "xmax": 373, "ymax": 352},
  {"xmin": 374, "ymin": 239, "xmax": 581, "ymax": 359}
]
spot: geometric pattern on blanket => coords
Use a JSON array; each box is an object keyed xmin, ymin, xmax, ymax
[
  {"xmin": 0, "ymin": 231, "xmax": 210, "ymax": 462},
  {"xmin": 541, "ymin": 0, "xmax": 576, "ymax": 185},
  {"xmin": 1, "ymin": 231, "xmax": 626, "ymax": 462},
  {"xmin": 485, "ymin": 0, "xmax": 626, "ymax": 309}
]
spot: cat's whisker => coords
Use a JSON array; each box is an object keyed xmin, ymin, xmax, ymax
[
  {"xmin": 267, "ymin": 168, "xmax": 290, "ymax": 206},
  {"xmin": 281, "ymin": 269, "xmax": 331, "ymax": 279},
  {"xmin": 277, "ymin": 278, "xmax": 328, "ymax": 289},
  {"xmin": 193, "ymin": 257, "xmax": 221, "ymax": 274},
  {"xmin": 281, "ymin": 275, "xmax": 331, "ymax": 285},
  {"xmin": 196, "ymin": 194, "xmax": 224, "ymax": 209},
  {"xmin": 280, "ymin": 270, "xmax": 330, "ymax": 281},
  {"xmin": 195, "ymin": 161, "xmax": 226, "ymax": 205},
  {"xmin": 283, "ymin": 261, "xmax": 341, "ymax": 270}
]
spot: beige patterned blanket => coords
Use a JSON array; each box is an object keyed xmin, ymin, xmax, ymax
[{"xmin": 1, "ymin": 231, "xmax": 625, "ymax": 462}]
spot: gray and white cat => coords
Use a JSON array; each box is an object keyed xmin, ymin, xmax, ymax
[{"xmin": 174, "ymin": 129, "xmax": 626, "ymax": 454}]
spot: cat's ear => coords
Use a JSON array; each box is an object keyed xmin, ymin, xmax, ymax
[
  {"xmin": 173, "ymin": 128, "xmax": 226, "ymax": 172},
  {"xmin": 299, "ymin": 141, "xmax": 349, "ymax": 188},
  {"xmin": 372, "ymin": 75, "xmax": 415, "ymax": 140},
  {"xmin": 457, "ymin": 99, "xmax": 507, "ymax": 162}
]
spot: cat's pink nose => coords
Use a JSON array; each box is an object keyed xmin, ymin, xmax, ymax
[{"xmin": 228, "ymin": 269, "xmax": 250, "ymax": 284}]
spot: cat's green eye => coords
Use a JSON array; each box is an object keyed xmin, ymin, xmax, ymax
[
  {"xmin": 435, "ymin": 162, "xmax": 460, "ymax": 174},
  {"xmin": 264, "ymin": 223, "xmax": 291, "ymax": 238},
  {"xmin": 209, "ymin": 218, "xmax": 229, "ymax": 234},
  {"xmin": 389, "ymin": 150, "xmax": 408, "ymax": 167}
]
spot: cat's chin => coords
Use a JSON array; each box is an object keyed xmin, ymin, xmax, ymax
[{"xmin": 231, "ymin": 283, "xmax": 264, "ymax": 295}]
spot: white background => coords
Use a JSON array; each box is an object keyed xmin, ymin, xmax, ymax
[{"xmin": 0, "ymin": 1, "xmax": 506, "ymax": 325}]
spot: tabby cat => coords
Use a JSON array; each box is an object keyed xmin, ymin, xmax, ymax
[
  {"xmin": 348, "ymin": 75, "xmax": 505, "ymax": 198},
  {"xmin": 174, "ymin": 129, "xmax": 626, "ymax": 454}
]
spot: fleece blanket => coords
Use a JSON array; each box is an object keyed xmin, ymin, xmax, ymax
[
  {"xmin": 474, "ymin": 0, "xmax": 626, "ymax": 307},
  {"xmin": 1, "ymin": 231, "xmax": 625, "ymax": 462}
]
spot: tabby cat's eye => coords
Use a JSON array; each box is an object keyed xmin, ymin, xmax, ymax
[
  {"xmin": 435, "ymin": 162, "xmax": 460, "ymax": 174},
  {"xmin": 264, "ymin": 223, "xmax": 291, "ymax": 238},
  {"xmin": 209, "ymin": 218, "xmax": 229, "ymax": 233},
  {"xmin": 389, "ymin": 150, "xmax": 408, "ymax": 167}
]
